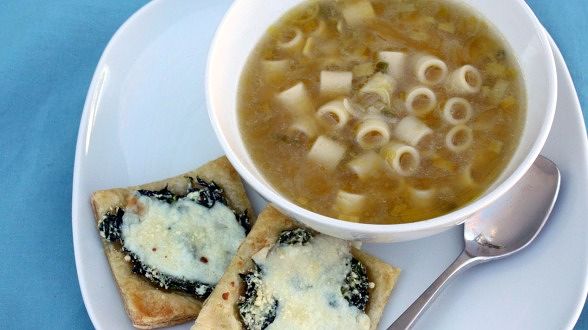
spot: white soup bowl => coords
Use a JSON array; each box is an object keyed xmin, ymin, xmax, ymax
[{"xmin": 206, "ymin": 0, "xmax": 557, "ymax": 242}]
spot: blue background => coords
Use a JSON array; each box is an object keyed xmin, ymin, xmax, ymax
[{"xmin": 0, "ymin": 0, "xmax": 585, "ymax": 329}]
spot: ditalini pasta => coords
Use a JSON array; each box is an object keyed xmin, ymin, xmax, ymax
[
  {"xmin": 394, "ymin": 116, "xmax": 433, "ymax": 147},
  {"xmin": 239, "ymin": 0, "xmax": 525, "ymax": 224},
  {"xmin": 447, "ymin": 65, "xmax": 483, "ymax": 94},
  {"xmin": 276, "ymin": 82, "xmax": 313, "ymax": 114},
  {"xmin": 342, "ymin": 98, "xmax": 364, "ymax": 118},
  {"xmin": 443, "ymin": 97, "xmax": 473, "ymax": 125},
  {"xmin": 408, "ymin": 187, "xmax": 435, "ymax": 207},
  {"xmin": 381, "ymin": 142, "xmax": 420, "ymax": 176},
  {"xmin": 405, "ymin": 86, "xmax": 437, "ymax": 116},
  {"xmin": 277, "ymin": 26, "xmax": 304, "ymax": 51},
  {"xmin": 359, "ymin": 72, "xmax": 397, "ymax": 105},
  {"xmin": 334, "ymin": 190, "xmax": 366, "ymax": 216},
  {"xmin": 355, "ymin": 118, "xmax": 391, "ymax": 149},
  {"xmin": 320, "ymin": 71, "xmax": 353, "ymax": 96},
  {"xmin": 262, "ymin": 60, "xmax": 289, "ymax": 81},
  {"xmin": 413, "ymin": 55, "xmax": 448, "ymax": 85},
  {"xmin": 316, "ymin": 99, "xmax": 350, "ymax": 130},
  {"xmin": 378, "ymin": 51, "xmax": 406, "ymax": 79},
  {"xmin": 342, "ymin": 0, "xmax": 375, "ymax": 26},
  {"xmin": 347, "ymin": 151, "xmax": 382, "ymax": 179},
  {"xmin": 445, "ymin": 124, "xmax": 474, "ymax": 152},
  {"xmin": 289, "ymin": 115, "xmax": 318, "ymax": 140},
  {"xmin": 458, "ymin": 165, "xmax": 478, "ymax": 188},
  {"xmin": 311, "ymin": 20, "xmax": 328, "ymax": 37},
  {"xmin": 308, "ymin": 135, "xmax": 347, "ymax": 171},
  {"xmin": 302, "ymin": 37, "xmax": 316, "ymax": 57}
]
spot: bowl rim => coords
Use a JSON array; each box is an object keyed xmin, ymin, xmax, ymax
[{"xmin": 206, "ymin": 0, "xmax": 558, "ymax": 234}]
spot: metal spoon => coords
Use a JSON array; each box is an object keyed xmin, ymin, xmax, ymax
[{"xmin": 388, "ymin": 156, "xmax": 561, "ymax": 330}]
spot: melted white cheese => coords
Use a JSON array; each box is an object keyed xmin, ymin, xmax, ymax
[
  {"xmin": 120, "ymin": 194, "xmax": 245, "ymax": 284},
  {"xmin": 256, "ymin": 235, "xmax": 371, "ymax": 330}
]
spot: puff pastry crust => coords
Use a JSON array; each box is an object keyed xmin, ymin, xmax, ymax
[
  {"xmin": 90, "ymin": 156, "xmax": 254, "ymax": 329},
  {"xmin": 192, "ymin": 205, "xmax": 400, "ymax": 330}
]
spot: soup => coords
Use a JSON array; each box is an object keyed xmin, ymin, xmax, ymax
[{"xmin": 238, "ymin": 0, "xmax": 525, "ymax": 224}]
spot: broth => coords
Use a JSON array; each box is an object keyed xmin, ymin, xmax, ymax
[{"xmin": 238, "ymin": 0, "xmax": 525, "ymax": 224}]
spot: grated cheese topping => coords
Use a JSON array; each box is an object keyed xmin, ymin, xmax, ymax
[
  {"xmin": 120, "ymin": 194, "xmax": 246, "ymax": 285},
  {"xmin": 252, "ymin": 234, "xmax": 371, "ymax": 330}
]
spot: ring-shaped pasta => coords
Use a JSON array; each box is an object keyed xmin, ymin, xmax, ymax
[
  {"xmin": 381, "ymin": 142, "xmax": 421, "ymax": 176},
  {"xmin": 320, "ymin": 71, "xmax": 353, "ymax": 96},
  {"xmin": 445, "ymin": 124, "xmax": 474, "ymax": 153},
  {"xmin": 355, "ymin": 118, "xmax": 391, "ymax": 149},
  {"xmin": 414, "ymin": 55, "xmax": 448, "ymax": 85},
  {"xmin": 394, "ymin": 116, "xmax": 433, "ymax": 147},
  {"xmin": 277, "ymin": 27, "xmax": 304, "ymax": 51},
  {"xmin": 405, "ymin": 86, "xmax": 437, "ymax": 116},
  {"xmin": 443, "ymin": 97, "xmax": 473, "ymax": 125},
  {"xmin": 447, "ymin": 65, "xmax": 482, "ymax": 94},
  {"xmin": 316, "ymin": 99, "xmax": 350, "ymax": 130}
]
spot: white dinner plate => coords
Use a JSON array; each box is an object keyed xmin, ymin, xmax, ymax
[{"xmin": 72, "ymin": 0, "xmax": 588, "ymax": 329}]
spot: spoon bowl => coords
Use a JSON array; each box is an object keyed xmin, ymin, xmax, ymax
[
  {"xmin": 389, "ymin": 156, "xmax": 561, "ymax": 329},
  {"xmin": 464, "ymin": 156, "xmax": 561, "ymax": 259}
]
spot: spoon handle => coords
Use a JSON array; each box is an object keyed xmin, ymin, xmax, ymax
[{"xmin": 388, "ymin": 251, "xmax": 480, "ymax": 330}]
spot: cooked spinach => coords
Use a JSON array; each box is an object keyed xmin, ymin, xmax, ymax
[
  {"xmin": 236, "ymin": 210, "xmax": 252, "ymax": 234},
  {"xmin": 375, "ymin": 61, "xmax": 389, "ymax": 73},
  {"xmin": 186, "ymin": 176, "xmax": 228, "ymax": 208},
  {"xmin": 341, "ymin": 257, "xmax": 370, "ymax": 311},
  {"xmin": 98, "ymin": 208, "xmax": 124, "ymax": 243},
  {"xmin": 125, "ymin": 251, "xmax": 213, "ymax": 299},
  {"xmin": 238, "ymin": 228, "xmax": 371, "ymax": 329},
  {"xmin": 238, "ymin": 264, "xmax": 278, "ymax": 330},
  {"xmin": 277, "ymin": 228, "xmax": 313, "ymax": 246},
  {"xmin": 137, "ymin": 187, "xmax": 178, "ymax": 203},
  {"xmin": 187, "ymin": 176, "xmax": 251, "ymax": 233},
  {"xmin": 98, "ymin": 177, "xmax": 250, "ymax": 297}
]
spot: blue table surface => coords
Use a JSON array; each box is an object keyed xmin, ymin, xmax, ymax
[{"xmin": 0, "ymin": 0, "xmax": 586, "ymax": 329}]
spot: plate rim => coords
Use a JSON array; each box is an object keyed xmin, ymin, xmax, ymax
[
  {"xmin": 546, "ymin": 33, "xmax": 588, "ymax": 329},
  {"xmin": 71, "ymin": 0, "xmax": 171, "ymax": 327}
]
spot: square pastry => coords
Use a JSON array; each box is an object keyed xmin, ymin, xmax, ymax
[
  {"xmin": 90, "ymin": 156, "xmax": 254, "ymax": 329},
  {"xmin": 192, "ymin": 206, "xmax": 400, "ymax": 330}
]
